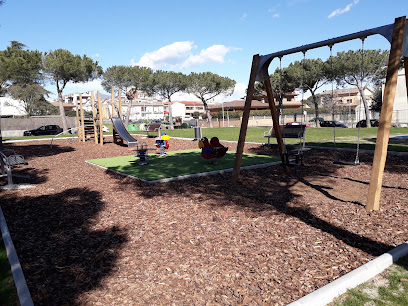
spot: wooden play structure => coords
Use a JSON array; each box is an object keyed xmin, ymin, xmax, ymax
[
  {"xmin": 232, "ymin": 16, "xmax": 408, "ymax": 211},
  {"xmin": 75, "ymin": 91, "xmax": 105, "ymax": 146}
]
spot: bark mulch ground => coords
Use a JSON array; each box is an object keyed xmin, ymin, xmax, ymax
[{"xmin": 1, "ymin": 136, "xmax": 407, "ymax": 305}]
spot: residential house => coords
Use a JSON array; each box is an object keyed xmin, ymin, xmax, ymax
[
  {"xmin": 320, "ymin": 87, "xmax": 374, "ymax": 120},
  {"xmin": 383, "ymin": 68, "xmax": 407, "ymax": 125}
]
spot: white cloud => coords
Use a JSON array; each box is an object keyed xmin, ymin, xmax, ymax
[
  {"xmin": 94, "ymin": 53, "xmax": 100, "ymax": 58},
  {"xmin": 132, "ymin": 42, "xmax": 236, "ymax": 70},
  {"xmin": 273, "ymin": 13, "xmax": 280, "ymax": 18},
  {"xmin": 328, "ymin": 0, "xmax": 359, "ymax": 18},
  {"xmin": 240, "ymin": 13, "xmax": 248, "ymax": 21},
  {"xmin": 181, "ymin": 45, "xmax": 231, "ymax": 69},
  {"xmin": 132, "ymin": 41, "xmax": 195, "ymax": 69}
]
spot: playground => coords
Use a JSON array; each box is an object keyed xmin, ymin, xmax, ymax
[{"xmin": 1, "ymin": 135, "xmax": 407, "ymax": 305}]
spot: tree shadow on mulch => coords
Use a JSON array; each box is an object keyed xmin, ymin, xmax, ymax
[
  {"xmin": 0, "ymin": 188, "xmax": 128, "ymax": 305},
  {"xmin": 107, "ymin": 148, "xmax": 395, "ymax": 257},
  {"xmin": 0, "ymin": 166, "xmax": 49, "ymax": 189},
  {"xmin": 3, "ymin": 143, "xmax": 76, "ymax": 161}
]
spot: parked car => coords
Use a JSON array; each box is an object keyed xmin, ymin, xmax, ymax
[
  {"xmin": 102, "ymin": 125, "xmax": 109, "ymax": 132},
  {"xmin": 285, "ymin": 122, "xmax": 310, "ymax": 127},
  {"xmin": 356, "ymin": 119, "xmax": 379, "ymax": 128},
  {"xmin": 309, "ymin": 117, "xmax": 324, "ymax": 123},
  {"xmin": 24, "ymin": 125, "xmax": 63, "ymax": 136},
  {"xmin": 320, "ymin": 120, "xmax": 348, "ymax": 128}
]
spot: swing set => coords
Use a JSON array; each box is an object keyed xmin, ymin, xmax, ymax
[{"xmin": 232, "ymin": 16, "xmax": 408, "ymax": 211}]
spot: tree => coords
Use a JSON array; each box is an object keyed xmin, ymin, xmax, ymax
[
  {"xmin": 370, "ymin": 84, "xmax": 383, "ymax": 112},
  {"xmin": 43, "ymin": 49, "xmax": 103, "ymax": 131},
  {"xmin": 102, "ymin": 65, "xmax": 152, "ymax": 127},
  {"xmin": 284, "ymin": 58, "xmax": 328, "ymax": 127},
  {"xmin": 8, "ymin": 83, "xmax": 53, "ymax": 115},
  {"xmin": 186, "ymin": 72, "xmax": 235, "ymax": 128},
  {"xmin": 0, "ymin": 44, "xmax": 43, "ymax": 95},
  {"xmin": 331, "ymin": 49, "xmax": 389, "ymax": 127},
  {"xmin": 149, "ymin": 70, "xmax": 187, "ymax": 129}
]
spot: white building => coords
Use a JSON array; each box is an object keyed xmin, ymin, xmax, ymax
[
  {"xmin": 0, "ymin": 97, "xmax": 27, "ymax": 117},
  {"xmin": 122, "ymin": 101, "xmax": 164, "ymax": 121},
  {"xmin": 383, "ymin": 68, "xmax": 408, "ymax": 126}
]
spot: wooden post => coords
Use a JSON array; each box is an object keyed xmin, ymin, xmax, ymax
[
  {"xmin": 111, "ymin": 87, "xmax": 115, "ymax": 116},
  {"xmin": 91, "ymin": 91, "xmax": 98, "ymax": 144},
  {"xmin": 79, "ymin": 94, "xmax": 86, "ymax": 142},
  {"xmin": 264, "ymin": 77, "xmax": 287, "ymax": 162},
  {"xmin": 75, "ymin": 97, "xmax": 80, "ymax": 136},
  {"xmin": 98, "ymin": 91, "xmax": 104, "ymax": 146},
  {"xmin": 232, "ymin": 54, "xmax": 259, "ymax": 181},
  {"xmin": 118, "ymin": 88, "xmax": 122, "ymax": 119},
  {"xmin": 366, "ymin": 16, "xmax": 406, "ymax": 210}
]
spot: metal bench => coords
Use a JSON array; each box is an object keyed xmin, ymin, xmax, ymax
[
  {"xmin": 0, "ymin": 149, "xmax": 28, "ymax": 185},
  {"xmin": 264, "ymin": 124, "xmax": 310, "ymax": 165}
]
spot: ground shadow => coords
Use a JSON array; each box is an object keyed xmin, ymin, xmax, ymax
[
  {"xmin": 109, "ymin": 148, "xmax": 395, "ymax": 257},
  {"xmin": 0, "ymin": 166, "xmax": 49, "ymax": 189},
  {"xmin": 0, "ymin": 188, "xmax": 127, "ymax": 305},
  {"xmin": 3, "ymin": 143, "xmax": 76, "ymax": 161}
]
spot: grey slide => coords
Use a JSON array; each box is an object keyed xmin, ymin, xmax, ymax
[{"xmin": 111, "ymin": 117, "xmax": 138, "ymax": 147}]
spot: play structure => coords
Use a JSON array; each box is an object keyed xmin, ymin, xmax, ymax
[
  {"xmin": 232, "ymin": 16, "xmax": 408, "ymax": 211},
  {"xmin": 75, "ymin": 91, "xmax": 105, "ymax": 146},
  {"xmin": 109, "ymin": 88, "xmax": 139, "ymax": 148},
  {"xmin": 198, "ymin": 137, "xmax": 228, "ymax": 163},
  {"xmin": 155, "ymin": 130, "xmax": 170, "ymax": 156}
]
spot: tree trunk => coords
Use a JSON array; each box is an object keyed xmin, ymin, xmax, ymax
[
  {"xmin": 359, "ymin": 86, "xmax": 371, "ymax": 127},
  {"xmin": 312, "ymin": 91, "xmax": 320, "ymax": 127},
  {"xmin": 124, "ymin": 99, "xmax": 132, "ymax": 130},
  {"xmin": 202, "ymin": 99, "xmax": 213, "ymax": 128},
  {"xmin": 57, "ymin": 90, "xmax": 68, "ymax": 132},
  {"xmin": 168, "ymin": 99, "xmax": 174, "ymax": 130}
]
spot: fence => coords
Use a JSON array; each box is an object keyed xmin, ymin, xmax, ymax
[{"xmin": 0, "ymin": 116, "xmax": 78, "ymax": 137}]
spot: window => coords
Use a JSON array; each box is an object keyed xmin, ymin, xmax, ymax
[{"xmin": 287, "ymin": 98, "xmax": 292, "ymax": 101}]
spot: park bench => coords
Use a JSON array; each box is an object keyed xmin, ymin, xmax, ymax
[
  {"xmin": 264, "ymin": 124, "xmax": 310, "ymax": 165},
  {"xmin": 146, "ymin": 123, "xmax": 161, "ymax": 137},
  {"xmin": 0, "ymin": 149, "xmax": 28, "ymax": 185}
]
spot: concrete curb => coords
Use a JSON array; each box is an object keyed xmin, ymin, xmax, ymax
[
  {"xmin": 0, "ymin": 207, "xmax": 34, "ymax": 306},
  {"xmin": 289, "ymin": 241, "xmax": 408, "ymax": 306}
]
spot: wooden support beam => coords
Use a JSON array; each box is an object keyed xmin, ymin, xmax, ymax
[
  {"xmin": 118, "ymin": 88, "xmax": 122, "ymax": 118},
  {"xmin": 264, "ymin": 77, "xmax": 287, "ymax": 162},
  {"xmin": 91, "ymin": 91, "xmax": 98, "ymax": 144},
  {"xmin": 232, "ymin": 54, "xmax": 259, "ymax": 181},
  {"xmin": 366, "ymin": 16, "xmax": 406, "ymax": 211},
  {"xmin": 79, "ymin": 94, "xmax": 86, "ymax": 142},
  {"xmin": 98, "ymin": 91, "xmax": 104, "ymax": 146}
]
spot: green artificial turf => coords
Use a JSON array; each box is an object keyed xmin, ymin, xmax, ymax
[{"xmin": 88, "ymin": 149, "xmax": 280, "ymax": 182}]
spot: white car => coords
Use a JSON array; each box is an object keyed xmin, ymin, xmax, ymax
[{"xmin": 102, "ymin": 125, "xmax": 109, "ymax": 132}]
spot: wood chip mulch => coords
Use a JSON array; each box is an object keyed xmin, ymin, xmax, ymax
[{"xmin": 1, "ymin": 135, "xmax": 407, "ymax": 305}]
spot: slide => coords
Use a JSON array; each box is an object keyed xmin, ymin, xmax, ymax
[{"xmin": 111, "ymin": 117, "xmax": 138, "ymax": 148}]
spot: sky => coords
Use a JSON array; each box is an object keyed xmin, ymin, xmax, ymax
[{"xmin": 1, "ymin": 0, "xmax": 407, "ymax": 102}]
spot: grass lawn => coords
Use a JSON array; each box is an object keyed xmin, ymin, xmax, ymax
[
  {"xmin": 0, "ymin": 237, "xmax": 18, "ymax": 305},
  {"xmin": 138, "ymin": 126, "xmax": 408, "ymax": 152},
  {"xmin": 87, "ymin": 149, "xmax": 280, "ymax": 182},
  {"xmin": 4, "ymin": 126, "xmax": 408, "ymax": 152},
  {"xmin": 333, "ymin": 256, "xmax": 408, "ymax": 305}
]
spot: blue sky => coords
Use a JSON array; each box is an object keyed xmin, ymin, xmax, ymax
[{"xmin": 1, "ymin": 0, "xmax": 407, "ymax": 101}]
